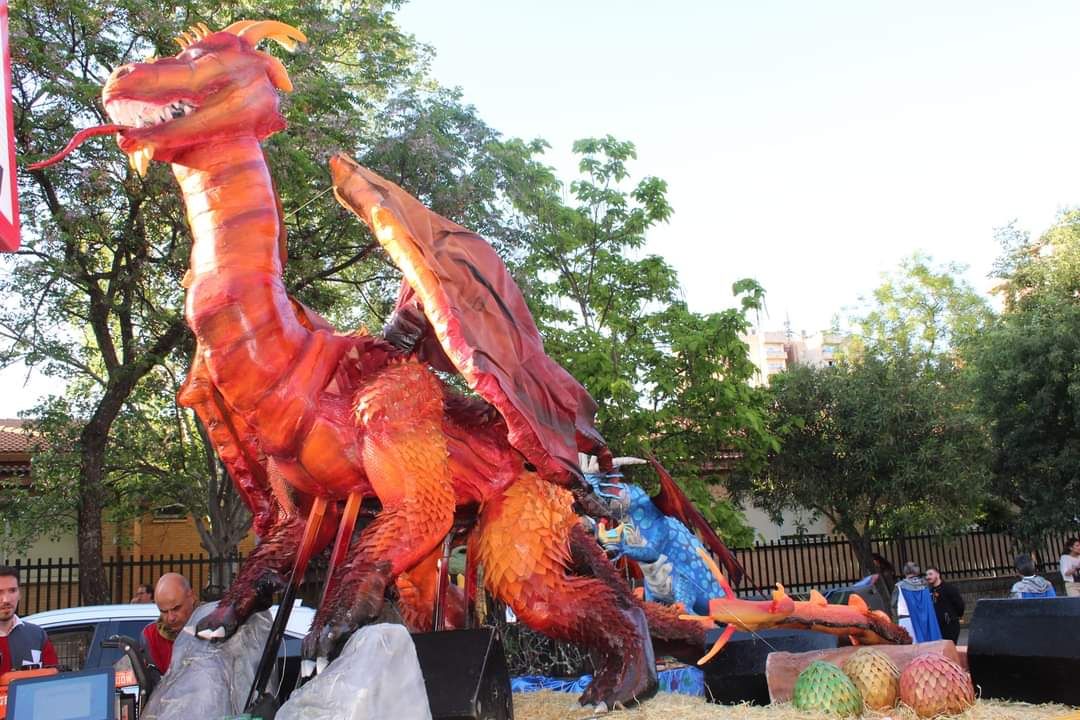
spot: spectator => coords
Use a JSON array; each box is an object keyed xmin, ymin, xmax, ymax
[
  {"xmin": 925, "ymin": 566, "xmax": 965, "ymax": 643},
  {"xmin": 0, "ymin": 566, "xmax": 59, "ymax": 674},
  {"xmin": 1060, "ymin": 537, "xmax": 1080, "ymax": 598},
  {"xmin": 890, "ymin": 561, "xmax": 942, "ymax": 643},
  {"xmin": 142, "ymin": 573, "xmax": 196, "ymax": 673},
  {"xmin": 131, "ymin": 584, "xmax": 153, "ymax": 604},
  {"xmin": 872, "ymin": 553, "xmax": 897, "ymax": 591},
  {"xmin": 1010, "ymin": 555, "xmax": 1056, "ymax": 599}
]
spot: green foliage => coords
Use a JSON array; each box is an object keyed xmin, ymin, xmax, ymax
[
  {"xmin": 734, "ymin": 257, "xmax": 993, "ymax": 569},
  {"xmin": 965, "ymin": 212, "xmax": 1080, "ymax": 539},
  {"xmin": 502, "ymin": 136, "xmax": 772, "ymax": 542},
  {"xmin": 853, "ymin": 253, "xmax": 993, "ymax": 365},
  {"xmin": 733, "ymin": 357, "xmax": 989, "ymax": 568}
]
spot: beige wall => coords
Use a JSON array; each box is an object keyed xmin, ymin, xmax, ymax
[{"xmin": 740, "ymin": 504, "xmax": 833, "ymax": 542}]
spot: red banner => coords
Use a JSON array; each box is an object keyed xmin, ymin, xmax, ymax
[{"xmin": 0, "ymin": 0, "xmax": 19, "ymax": 252}]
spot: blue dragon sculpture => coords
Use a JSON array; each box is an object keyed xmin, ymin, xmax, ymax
[{"xmin": 585, "ymin": 457, "xmax": 743, "ymax": 616}]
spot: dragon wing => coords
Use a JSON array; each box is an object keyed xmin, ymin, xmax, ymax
[
  {"xmin": 329, "ymin": 153, "xmax": 604, "ymax": 484},
  {"xmin": 647, "ymin": 456, "xmax": 747, "ymax": 586}
]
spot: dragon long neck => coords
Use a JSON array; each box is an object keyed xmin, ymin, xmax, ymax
[{"xmin": 174, "ymin": 137, "xmax": 311, "ymax": 413}]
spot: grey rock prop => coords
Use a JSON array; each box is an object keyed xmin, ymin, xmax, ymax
[
  {"xmin": 141, "ymin": 605, "xmax": 272, "ymax": 720},
  {"xmin": 277, "ymin": 624, "xmax": 432, "ymax": 720}
]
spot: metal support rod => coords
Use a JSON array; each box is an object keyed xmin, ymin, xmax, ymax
[
  {"xmin": 317, "ymin": 491, "xmax": 363, "ymax": 609},
  {"xmin": 431, "ymin": 531, "xmax": 454, "ymax": 631},
  {"xmin": 245, "ymin": 496, "xmax": 328, "ymax": 713}
]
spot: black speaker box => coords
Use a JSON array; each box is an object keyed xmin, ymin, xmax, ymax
[
  {"xmin": 701, "ymin": 628, "xmax": 839, "ymax": 705},
  {"xmin": 968, "ymin": 597, "xmax": 1080, "ymax": 705},
  {"xmin": 411, "ymin": 628, "xmax": 513, "ymax": 720}
]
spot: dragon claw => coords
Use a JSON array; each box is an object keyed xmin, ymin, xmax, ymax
[{"xmin": 196, "ymin": 603, "xmax": 239, "ymax": 642}]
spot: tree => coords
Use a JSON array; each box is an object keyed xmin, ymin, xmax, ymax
[
  {"xmin": 732, "ymin": 356, "xmax": 990, "ymax": 574},
  {"xmin": 1, "ymin": 0, "xmax": 435, "ymax": 602},
  {"xmin": 731, "ymin": 257, "xmax": 993, "ymax": 573},
  {"xmin": 854, "ymin": 253, "xmax": 993, "ymax": 365},
  {"xmin": 965, "ymin": 212, "xmax": 1080, "ymax": 539},
  {"xmin": 501, "ymin": 135, "xmax": 775, "ymax": 544}
]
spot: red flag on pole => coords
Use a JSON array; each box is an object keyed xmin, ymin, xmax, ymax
[{"xmin": 0, "ymin": 0, "xmax": 19, "ymax": 252}]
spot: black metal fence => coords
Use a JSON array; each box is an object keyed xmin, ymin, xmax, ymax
[
  {"xmin": 2, "ymin": 553, "xmax": 247, "ymax": 616},
  {"xmin": 4, "ymin": 529, "xmax": 1074, "ymax": 614},
  {"xmin": 729, "ymin": 530, "xmax": 1073, "ymax": 596}
]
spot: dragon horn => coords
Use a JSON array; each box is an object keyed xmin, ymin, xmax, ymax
[{"xmin": 223, "ymin": 20, "xmax": 307, "ymax": 51}]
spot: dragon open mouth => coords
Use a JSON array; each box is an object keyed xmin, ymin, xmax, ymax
[
  {"xmin": 105, "ymin": 97, "xmax": 198, "ymax": 129},
  {"xmin": 28, "ymin": 98, "xmax": 199, "ymax": 173}
]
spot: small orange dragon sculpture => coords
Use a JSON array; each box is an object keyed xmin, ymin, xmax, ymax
[{"xmin": 30, "ymin": 19, "xmax": 909, "ymax": 709}]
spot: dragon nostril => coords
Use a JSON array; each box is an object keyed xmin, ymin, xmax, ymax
[{"xmin": 114, "ymin": 65, "xmax": 134, "ymax": 79}]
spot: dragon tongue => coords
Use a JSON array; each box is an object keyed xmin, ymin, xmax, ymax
[{"xmin": 27, "ymin": 124, "xmax": 125, "ymax": 170}]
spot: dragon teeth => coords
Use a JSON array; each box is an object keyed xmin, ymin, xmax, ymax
[
  {"xmin": 107, "ymin": 98, "xmax": 197, "ymax": 128},
  {"xmin": 129, "ymin": 147, "xmax": 151, "ymax": 177}
]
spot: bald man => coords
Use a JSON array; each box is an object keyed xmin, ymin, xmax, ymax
[{"xmin": 141, "ymin": 573, "xmax": 196, "ymax": 673}]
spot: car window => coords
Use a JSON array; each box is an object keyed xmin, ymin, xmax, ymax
[
  {"xmin": 46, "ymin": 625, "xmax": 96, "ymax": 671},
  {"xmin": 97, "ymin": 620, "xmax": 154, "ymax": 669}
]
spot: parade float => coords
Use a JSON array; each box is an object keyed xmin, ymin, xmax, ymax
[{"xmin": 25, "ymin": 17, "xmax": 1078, "ymax": 720}]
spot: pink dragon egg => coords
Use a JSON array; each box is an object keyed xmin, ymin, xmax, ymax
[{"xmin": 898, "ymin": 653, "xmax": 975, "ymax": 717}]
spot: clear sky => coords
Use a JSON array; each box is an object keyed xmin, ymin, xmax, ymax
[
  {"xmin": 5, "ymin": 1, "xmax": 1080, "ymax": 412},
  {"xmin": 397, "ymin": 0, "xmax": 1080, "ymax": 325}
]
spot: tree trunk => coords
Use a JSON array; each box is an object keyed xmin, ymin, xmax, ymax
[
  {"xmin": 841, "ymin": 526, "xmax": 895, "ymax": 601},
  {"xmin": 75, "ymin": 321, "xmax": 189, "ymax": 605},
  {"xmin": 77, "ymin": 437, "xmax": 110, "ymax": 604}
]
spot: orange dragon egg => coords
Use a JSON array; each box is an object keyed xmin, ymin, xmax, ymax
[
  {"xmin": 841, "ymin": 646, "xmax": 900, "ymax": 711},
  {"xmin": 898, "ymin": 653, "xmax": 975, "ymax": 717}
]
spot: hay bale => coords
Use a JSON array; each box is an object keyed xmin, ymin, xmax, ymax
[{"xmin": 511, "ymin": 692, "xmax": 1073, "ymax": 720}]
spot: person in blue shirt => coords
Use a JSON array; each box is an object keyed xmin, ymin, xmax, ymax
[{"xmin": 1009, "ymin": 555, "xmax": 1056, "ymax": 599}]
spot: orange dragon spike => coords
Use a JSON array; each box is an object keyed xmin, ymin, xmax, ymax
[
  {"xmin": 808, "ymin": 588, "xmax": 828, "ymax": 606},
  {"xmin": 848, "ymin": 592, "xmax": 869, "ymax": 612}
]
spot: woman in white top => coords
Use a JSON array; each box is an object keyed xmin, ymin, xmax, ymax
[{"xmin": 1060, "ymin": 537, "xmax": 1080, "ymax": 598}]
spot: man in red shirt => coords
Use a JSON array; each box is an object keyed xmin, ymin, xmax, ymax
[
  {"xmin": 141, "ymin": 573, "xmax": 196, "ymax": 674},
  {"xmin": 0, "ymin": 566, "xmax": 58, "ymax": 674}
]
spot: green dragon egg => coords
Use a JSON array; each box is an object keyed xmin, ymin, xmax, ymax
[{"xmin": 792, "ymin": 660, "xmax": 864, "ymax": 717}]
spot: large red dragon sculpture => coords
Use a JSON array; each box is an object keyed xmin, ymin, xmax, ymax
[{"xmin": 30, "ymin": 20, "xmax": 908, "ymax": 710}]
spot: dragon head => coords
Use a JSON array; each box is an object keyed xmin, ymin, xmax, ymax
[{"xmin": 30, "ymin": 20, "xmax": 305, "ymax": 174}]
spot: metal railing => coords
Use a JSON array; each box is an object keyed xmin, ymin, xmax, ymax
[{"xmin": 4, "ymin": 529, "xmax": 1073, "ymax": 614}]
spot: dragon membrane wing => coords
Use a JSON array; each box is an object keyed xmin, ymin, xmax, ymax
[{"xmin": 329, "ymin": 153, "xmax": 604, "ymax": 484}]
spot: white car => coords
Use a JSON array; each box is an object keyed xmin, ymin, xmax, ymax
[{"xmin": 25, "ymin": 602, "xmax": 316, "ymax": 699}]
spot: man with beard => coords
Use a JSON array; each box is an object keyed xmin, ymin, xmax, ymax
[
  {"xmin": 925, "ymin": 566, "xmax": 965, "ymax": 643},
  {"xmin": 0, "ymin": 566, "xmax": 58, "ymax": 674}
]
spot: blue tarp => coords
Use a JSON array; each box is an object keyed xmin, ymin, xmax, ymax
[{"xmin": 511, "ymin": 666, "xmax": 705, "ymax": 697}]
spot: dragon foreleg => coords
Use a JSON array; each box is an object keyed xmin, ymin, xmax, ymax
[{"xmin": 303, "ymin": 361, "xmax": 456, "ymax": 662}]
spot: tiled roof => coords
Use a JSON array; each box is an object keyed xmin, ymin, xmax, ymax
[{"xmin": 0, "ymin": 419, "xmax": 36, "ymax": 454}]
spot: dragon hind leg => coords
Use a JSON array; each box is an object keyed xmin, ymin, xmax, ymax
[{"xmin": 472, "ymin": 473, "xmax": 658, "ymax": 709}]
